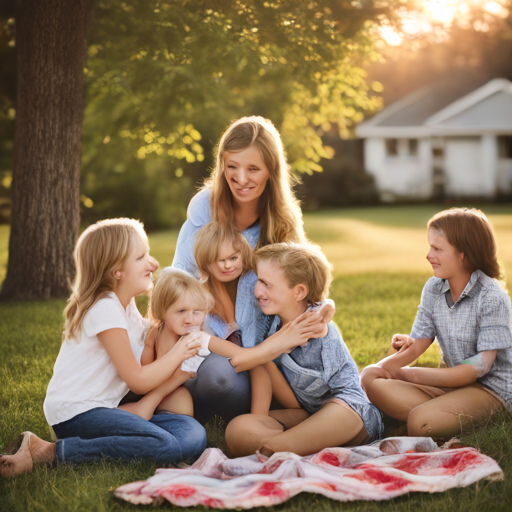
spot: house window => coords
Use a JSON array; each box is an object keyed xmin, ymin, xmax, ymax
[
  {"xmin": 498, "ymin": 136, "xmax": 512, "ymax": 159},
  {"xmin": 385, "ymin": 138, "xmax": 418, "ymax": 158},
  {"xmin": 385, "ymin": 139, "xmax": 398, "ymax": 156}
]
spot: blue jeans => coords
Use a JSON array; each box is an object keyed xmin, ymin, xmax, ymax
[
  {"xmin": 52, "ymin": 408, "xmax": 206, "ymax": 465},
  {"xmin": 184, "ymin": 353, "xmax": 251, "ymax": 424}
]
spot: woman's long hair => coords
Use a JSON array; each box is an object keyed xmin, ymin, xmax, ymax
[
  {"xmin": 203, "ymin": 116, "xmax": 306, "ymax": 248},
  {"xmin": 194, "ymin": 222, "xmax": 254, "ymax": 324},
  {"xmin": 428, "ymin": 208, "xmax": 505, "ymax": 284},
  {"xmin": 63, "ymin": 218, "xmax": 148, "ymax": 341}
]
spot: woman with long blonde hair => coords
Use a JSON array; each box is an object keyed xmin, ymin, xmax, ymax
[
  {"xmin": 171, "ymin": 116, "xmax": 324, "ymax": 424},
  {"xmin": 0, "ymin": 219, "xmax": 206, "ymax": 477}
]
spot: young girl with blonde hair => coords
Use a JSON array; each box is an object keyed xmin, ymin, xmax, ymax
[
  {"xmin": 0, "ymin": 219, "xmax": 206, "ymax": 477},
  {"xmin": 119, "ymin": 267, "xmax": 215, "ymax": 420},
  {"xmin": 172, "ymin": 116, "xmax": 325, "ymax": 424},
  {"xmin": 361, "ymin": 208, "xmax": 512, "ymax": 439}
]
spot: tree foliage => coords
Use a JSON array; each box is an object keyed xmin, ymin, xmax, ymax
[
  {"xmin": 0, "ymin": 1, "xmax": 410, "ymax": 230},
  {"xmin": 80, "ymin": 0, "xmax": 404, "ymax": 228}
]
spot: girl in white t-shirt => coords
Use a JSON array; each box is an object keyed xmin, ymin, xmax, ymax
[
  {"xmin": 119, "ymin": 267, "xmax": 215, "ymax": 420},
  {"xmin": 0, "ymin": 218, "xmax": 207, "ymax": 478}
]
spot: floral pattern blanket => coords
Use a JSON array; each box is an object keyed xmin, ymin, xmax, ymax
[{"xmin": 114, "ymin": 437, "xmax": 503, "ymax": 508}]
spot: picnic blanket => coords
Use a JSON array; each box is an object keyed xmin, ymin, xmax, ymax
[{"xmin": 114, "ymin": 437, "xmax": 503, "ymax": 508}]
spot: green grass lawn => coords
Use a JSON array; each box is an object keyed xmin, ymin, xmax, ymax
[{"xmin": 1, "ymin": 205, "xmax": 512, "ymax": 511}]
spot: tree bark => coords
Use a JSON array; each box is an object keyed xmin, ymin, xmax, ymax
[{"xmin": 1, "ymin": 0, "xmax": 88, "ymax": 300}]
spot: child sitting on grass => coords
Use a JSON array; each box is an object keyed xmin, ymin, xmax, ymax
[
  {"xmin": 0, "ymin": 218, "xmax": 206, "ymax": 478},
  {"xmin": 119, "ymin": 267, "xmax": 215, "ymax": 419},
  {"xmin": 361, "ymin": 208, "xmax": 512, "ymax": 439},
  {"xmin": 224, "ymin": 242, "xmax": 383, "ymax": 457}
]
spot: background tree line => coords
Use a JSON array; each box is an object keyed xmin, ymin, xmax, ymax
[
  {"xmin": 0, "ymin": 0, "xmax": 398, "ymax": 232},
  {"xmin": 0, "ymin": 0, "xmax": 404, "ymax": 299},
  {"xmin": 0, "ymin": 1, "xmax": 510, "ymax": 298}
]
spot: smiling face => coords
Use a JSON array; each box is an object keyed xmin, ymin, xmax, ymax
[
  {"xmin": 117, "ymin": 236, "xmax": 153, "ymax": 297},
  {"xmin": 164, "ymin": 293, "xmax": 207, "ymax": 336},
  {"xmin": 426, "ymin": 228, "xmax": 466, "ymax": 280},
  {"xmin": 224, "ymin": 145, "xmax": 270, "ymax": 206},
  {"xmin": 254, "ymin": 259, "xmax": 307, "ymax": 322},
  {"xmin": 209, "ymin": 238, "xmax": 244, "ymax": 283}
]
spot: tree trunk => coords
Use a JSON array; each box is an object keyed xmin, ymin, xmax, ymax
[{"xmin": 1, "ymin": 0, "xmax": 88, "ymax": 300}]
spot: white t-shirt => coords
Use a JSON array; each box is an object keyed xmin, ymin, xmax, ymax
[{"xmin": 44, "ymin": 292, "xmax": 147, "ymax": 426}]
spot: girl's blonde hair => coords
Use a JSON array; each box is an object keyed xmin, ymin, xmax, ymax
[
  {"xmin": 149, "ymin": 267, "xmax": 215, "ymax": 325},
  {"xmin": 428, "ymin": 208, "xmax": 505, "ymax": 283},
  {"xmin": 194, "ymin": 222, "xmax": 253, "ymax": 324},
  {"xmin": 64, "ymin": 218, "xmax": 148, "ymax": 341},
  {"xmin": 255, "ymin": 242, "xmax": 332, "ymax": 305},
  {"xmin": 203, "ymin": 116, "xmax": 306, "ymax": 248}
]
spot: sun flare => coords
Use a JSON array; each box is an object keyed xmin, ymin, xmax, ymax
[{"xmin": 380, "ymin": 0, "xmax": 509, "ymax": 46}]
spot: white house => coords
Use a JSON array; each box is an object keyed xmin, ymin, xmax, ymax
[{"xmin": 356, "ymin": 78, "xmax": 512, "ymax": 201}]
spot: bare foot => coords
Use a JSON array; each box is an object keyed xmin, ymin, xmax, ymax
[
  {"xmin": 26, "ymin": 432, "xmax": 56, "ymax": 465},
  {"xmin": 0, "ymin": 432, "xmax": 33, "ymax": 477}
]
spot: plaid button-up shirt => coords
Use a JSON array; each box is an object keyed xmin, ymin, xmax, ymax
[{"xmin": 410, "ymin": 270, "xmax": 512, "ymax": 411}]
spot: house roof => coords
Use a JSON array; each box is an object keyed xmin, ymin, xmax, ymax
[{"xmin": 356, "ymin": 75, "xmax": 512, "ymax": 138}]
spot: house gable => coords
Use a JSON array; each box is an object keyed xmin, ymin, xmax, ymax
[
  {"xmin": 425, "ymin": 78, "xmax": 512, "ymax": 134},
  {"xmin": 356, "ymin": 76, "xmax": 489, "ymax": 137}
]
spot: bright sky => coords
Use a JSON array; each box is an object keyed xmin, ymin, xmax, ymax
[{"xmin": 380, "ymin": 0, "xmax": 509, "ymax": 46}]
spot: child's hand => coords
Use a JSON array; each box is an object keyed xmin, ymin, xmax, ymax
[
  {"xmin": 316, "ymin": 299, "xmax": 335, "ymax": 324},
  {"xmin": 299, "ymin": 309, "xmax": 328, "ymax": 342},
  {"xmin": 307, "ymin": 311, "xmax": 328, "ymax": 340},
  {"xmin": 391, "ymin": 334, "xmax": 415, "ymax": 352},
  {"xmin": 276, "ymin": 312, "xmax": 321, "ymax": 352},
  {"xmin": 173, "ymin": 334, "xmax": 202, "ymax": 362},
  {"xmin": 182, "ymin": 331, "xmax": 211, "ymax": 357}
]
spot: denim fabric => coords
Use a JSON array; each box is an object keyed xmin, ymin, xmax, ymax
[
  {"xmin": 410, "ymin": 270, "xmax": 512, "ymax": 409},
  {"xmin": 268, "ymin": 318, "xmax": 383, "ymax": 441},
  {"xmin": 184, "ymin": 353, "xmax": 251, "ymax": 424},
  {"xmin": 203, "ymin": 271, "xmax": 262, "ymax": 348},
  {"xmin": 171, "ymin": 188, "xmax": 261, "ymax": 348},
  {"xmin": 52, "ymin": 407, "xmax": 206, "ymax": 465}
]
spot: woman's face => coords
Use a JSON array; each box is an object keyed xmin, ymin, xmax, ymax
[
  {"xmin": 426, "ymin": 228, "xmax": 466, "ymax": 280},
  {"xmin": 224, "ymin": 145, "xmax": 270, "ymax": 206},
  {"xmin": 209, "ymin": 239, "xmax": 244, "ymax": 283}
]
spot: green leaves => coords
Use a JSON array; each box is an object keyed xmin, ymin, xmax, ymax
[{"xmin": 80, "ymin": 0, "xmax": 404, "ymax": 227}]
